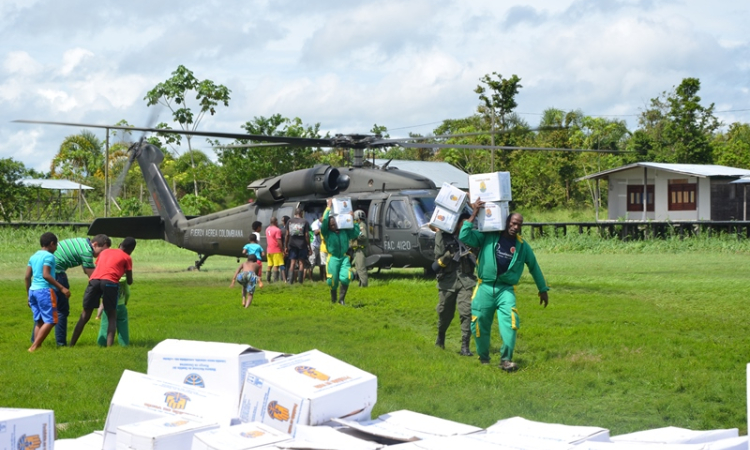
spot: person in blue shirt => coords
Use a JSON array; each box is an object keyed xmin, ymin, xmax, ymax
[
  {"xmin": 242, "ymin": 233, "xmax": 265, "ymax": 288},
  {"xmin": 25, "ymin": 232, "xmax": 71, "ymax": 352}
]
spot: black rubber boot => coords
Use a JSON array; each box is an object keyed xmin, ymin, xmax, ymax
[
  {"xmin": 287, "ymin": 269, "xmax": 295, "ymax": 284},
  {"xmin": 338, "ymin": 284, "xmax": 348, "ymax": 305},
  {"xmin": 330, "ymin": 289, "xmax": 337, "ymax": 303},
  {"xmin": 266, "ymin": 271, "xmax": 272, "ymax": 283},
  {"xmin": 274, "ymin": 271, "xmax": 279, "ymax": 282},
  {"xmin": 460, "ymin": 333, "xmax": 473, "ymax": 356},
  {"xmin": 435, "ymin": 330, "xmax": 446, "ymax": 349},
  {"xmin": 298, "ymin": 270, "xmax": 304, "ymax": 284}
]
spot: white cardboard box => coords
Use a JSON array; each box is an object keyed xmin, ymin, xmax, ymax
[
  {"xmin": 476, "ymin": 201, "xmax": 509, "ymax": 232},
  {"xmin": 332, "ymin": 409, "xmax": 481, "ymax": 443},
  {"xmin": 237, "ymin": 349, "xmax": 377, "ymax": 436},
  {"xmin": 434, "ymin": 183, "xmax": 468, "ymax": 214},
  {"xmin": 0, "ymin": 408, "xmax": 55, "ymax": 450},
  {"xmin": 117, "ymin": 417, "xmax": 220, "ymax": 450},
  {"xmin": 389, "ymin": 433, "xmax": 577, "ymax": 450},
  {"xmin": 469, "ymin": 172, "xmax": 512, "ymax": 203},
  {"xmin": 486, "ymin": 416, "xmax": 610, "ymax": 445},
  {"xmin": 429, "ymin": 206, "xmax": 459, "ymax": 233},
  {"xmin": 331, "ymin": 198, "xmax": 353, "ymax": 215},
  {"xmin": 148, "ymin": 339, "xmax": 270, "ymax": 415},
  {"xmin": 333, "ymin": 214, "xmax": 354, "ymax": 230},
  {"xmin": 55, "ymin": 431, "xmax": 104, "ymax": 450},
  {"xmin": 277, "ymin": 425, "xmax": 384, "ymax": 450},
  {"xmin": 610, "ymin": 426, "xmax": 739, "ymax": 445},
  {"xmin": 102, "ymin": 370, "xmax": 229, "ymax": 450},
  {"xmin": 191, "ymin": 422, "xmax": 291, "ymax": 450}
]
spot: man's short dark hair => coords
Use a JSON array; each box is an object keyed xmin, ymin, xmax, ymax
[
  {"xmin": 283, "ymin": 216, "xmax": 290, "ymax": 225},
  {"xmin": 40, "ymin": 232, "xmax": 57, "ymax": 247},
  {"xmin": 252, "ymin": 221, "xmax": 262, "ymax": 232},
  {"xmin": 249, "ymin": 234, "xmax": 258, "ymax": 243},
  {"xmin": 92, "ymin": 234, "xmax": 110, "ymax": 248},
  {"xmin": 247, "ymin": 254, "xmax": 257, "ymax": 262},
  {"xmin": 295, "ymin": 208, "xmax": 304, "ymax": 217},
  {"xmin": 120, "ymin": 237, "xmax": 137, "ymax": 252}
]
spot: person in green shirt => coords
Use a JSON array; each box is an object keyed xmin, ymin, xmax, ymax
[
  {"xmin": 321, "ymin": 199, "xmax": 359, "ymax": 305},
  {"xmin": 459, "ymin": 200, "xmax": 550, "ymax": 372}
]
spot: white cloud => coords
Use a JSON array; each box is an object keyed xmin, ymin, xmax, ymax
[
  {"xmin": 3, "ymin": 51, "xmax": 42, "ymax": 76},
  {"xmin": 59, "ymin": 48, "xmax": 94, "ymax": 76}
]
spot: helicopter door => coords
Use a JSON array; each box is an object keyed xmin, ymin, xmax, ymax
[
  {"xmin": 383, "ymin": 197, "xmax": 419, "ymax": 264},
  {"xmin": 368, "ymin": 201, "xmax": 383, "ymax": 243}
]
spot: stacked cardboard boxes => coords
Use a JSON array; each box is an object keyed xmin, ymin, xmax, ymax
[
  {"xmin": 469, "ymin": 172, "xmax": 512, "ymax": 232},
  {"xmin": 430, "ymin": 183, "xmax": 468, "ymax": 232}
]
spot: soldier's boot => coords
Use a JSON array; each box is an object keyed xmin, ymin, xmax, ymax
[
  {"xmin": 460, "ymin": 333, "xmax": 473, "ymax": 356},
  {"xmin": 287, "ymin": 269, "xmax": 295, "ymax": 284},
  {"xmin": 274, "ymin": 271, "xmax": 279, "ymax": 282},
  {"xmin": 338, "ymin": 284, "xmax": 348, "ymax": 306},
  {"xmin": 435, "ymin": 330, "xmax": 446, "ymax": 349},
  {"xmin": 330, "ymin": 289, "xmax": 337, "ymax": 304},
  {"xmin": 298, "ymin": 269, "xmax": 304, "ymax": 284}
]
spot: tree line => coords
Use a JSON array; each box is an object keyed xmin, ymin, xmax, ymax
[{"xmin": 2, "ymin": 66, "xmax": 748, "ymax": 222}]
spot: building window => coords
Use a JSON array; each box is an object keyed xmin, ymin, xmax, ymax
[
  {"xmin": 627, "ymin": 185, "xmax": 654, "ymax": 212},
  {"xmin": 668, "ymin": 183, "xmax": 696, "ymax": 211}
]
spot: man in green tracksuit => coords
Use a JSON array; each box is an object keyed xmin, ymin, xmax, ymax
[
  {"xmin": 322, "ymin": 198, "xmax": 360, "ymax": 305},
  {"xmin": 459, "ymin": 200, "xmax": 550, "ymax": 371}
]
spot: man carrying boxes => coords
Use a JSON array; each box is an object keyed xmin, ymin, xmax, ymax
[{"xmin": 322, "ymin": 198, "xmax": 360, "ymax": 305}]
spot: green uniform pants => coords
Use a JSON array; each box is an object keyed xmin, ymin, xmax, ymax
[
  {"xmin": 326, "ymin": 255, "xmax": 353, "ymax": 289},
  {"xmin": 353, "ymin": 250, "xmax": 368, "ymax": 287},
  {"xmin": 471, "ymin": 282, "xmax": 519, "ymax": 362},
  {"xmin": 437, "ymin": 287, "xmax": 472, "ymax": 337},
  {"xmin": 97, "ymin": 304, "xmax": 129, "ymax": 347}
]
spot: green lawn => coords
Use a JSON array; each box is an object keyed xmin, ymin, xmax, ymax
[{"xmin": 1, "ymin": 228, "xmax": 748, "ymax": 438}]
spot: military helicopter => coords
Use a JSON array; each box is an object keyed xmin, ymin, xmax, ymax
[{"xmin": 16, "ymin": 119, "xmax": 626, "ymax": 271}]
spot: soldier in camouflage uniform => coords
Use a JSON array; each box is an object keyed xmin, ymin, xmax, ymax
[
  {"xmin": 351, "ymin": 210, "xmax": 369, "ymax": 287},
  {"xmin": 433, "ymin": 213, "xmax": 476, "ymax": 356}
]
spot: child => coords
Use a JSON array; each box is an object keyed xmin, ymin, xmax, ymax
[
  {"xmin": 97, "ymin": 274, "xmax": 130, "ymax": 347},
  {"xmin": 242, "ymin": 233, "xmax": 265, "ymax": 288},
  {"xmin": 230, "ymin": 254, "xmax": 261, "ymax": 308},
  {"xmin": 25, "ymin": 232, "xmax": 71, "ymax": 352},
  {"xmin": 70, "ymin": 237, "xmax": 136, "ymax": 347}
]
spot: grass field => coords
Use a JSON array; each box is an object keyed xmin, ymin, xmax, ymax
[{"xmin": 1, "ymin": 227, "xmax": 748, "ymax": 439}]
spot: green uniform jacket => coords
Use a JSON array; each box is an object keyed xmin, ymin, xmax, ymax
[
  {"xmin": 434, "ymin": 230, "xmax": 476, "ymax": 292},
  {"xmin": 321, "ymin": 208, "xmax": 361, "ymax": 258},
  {"xmin": 459, "ymin": 220, "xmax": 549, "ymax": 292}
]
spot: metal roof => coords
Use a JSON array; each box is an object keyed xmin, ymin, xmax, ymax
[
  {"xmin": 19, "ymin": 178, "xmax": 94, "ymax": 190},
  {"xmin": 576, "ymin": 163, "xmax": 750, "ymax": 181},
  {"xmin": 372, "ymin": 159, "xmax": 469, "ymax": 189},
  {"xmin": 730, "ymin": 177, "xmax": 750, "ymax": 184}
]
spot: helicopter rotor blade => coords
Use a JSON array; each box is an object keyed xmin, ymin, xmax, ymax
[
  {"xmin": 396, "ymin": 142, "xmax": 631, "ymax": 154},
  {"xmin": 213, "ymin": 142, "xmax": 290, "ymax": 149},
  {"xmin": 108, "ymin": 147, "xmax": 137, "ymax": 201},
  {"xmin": 370, "ymin": 126, "xmax": 560, "ymax": 146}
]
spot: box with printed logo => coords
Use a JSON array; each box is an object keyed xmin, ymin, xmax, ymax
[
  {"xmin": 331, "ymin": 197, "xmax": 353, "ymax": 215},
  {"xmin": 435, "ymin": 183, "xmax": 468, "ymax": 213},
  {"xmin": 102, "ymin": 370, "xmax": 228, "ymax": 450},
  {"xmin": 469, "ymin": 172, "xmax": 512, "ymax": 203},
  {"xmin": 191, "ymin": 422, "xmax": 291, "ymax": 450},
  {"xmin": 237, "ymin": 349, "xmax": 377, "ymax": 436},
  {"xmin": 429, "ymin": 206, "xmax": 459, "ymax": 233},
  {"xmin": 147, "ymin": 339, "xmax": 270, "ymax": 416},
  {"xmin": 334, "ymin": 213, "xmax": 354, "ymax": 230},
  {"xmin": 476, "ymin": 201, "xmax": 509, "ymax": 232},
  {"xmin": 0, "ymin": 408, "xmax": 55, "ymax": 450},
  {"xmin": 116, "ymin": 416, "xmax": 219, "ymax": 450}
]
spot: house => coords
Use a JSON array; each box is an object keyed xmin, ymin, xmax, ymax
[{"xmin": 576, "ymin": 163, "xmax": 750, "ymax": 221}]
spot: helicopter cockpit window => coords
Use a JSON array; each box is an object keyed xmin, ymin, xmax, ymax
[
  {"xmin": 412, "ymin": 197, "xmax": 436, "ymax": 228},
  {"xmin": 386, "ymin": 200, "xmax": 413, "ymax": 229}
]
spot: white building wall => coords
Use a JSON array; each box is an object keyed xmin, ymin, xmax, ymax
[{"xmin": 607, "ymin": 167, "xmax": 710, "ymax": 220}]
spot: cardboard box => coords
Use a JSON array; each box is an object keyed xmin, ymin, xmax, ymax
[
  {"xmin": 191, "ymin": 422, "xmax": 291, "ymax": 450},
  {"xmin": 610, "ymin": 426, "xmax": 739, "ymax": 445},
  {"xmin": 486, "ymin": 416, "xmax": 610, "ymax": 444},
  {"xmin": 116, "ymin": 417, "xmax": 219, "ymax": 450},
  {"xmin": 333, "ymin": 214, "xmax": 354, "ymax": 230},
  {"xmin": 429, "ymin": 206, "xmax": 459, "ymax": 233},
  {"xmin": 388, "ymin": 434, "xmax": 577, "ymax": 450},
  {"xmin": 102, "ymin": 370, "xmax": 229, "ymax": 450},
  {"xmin": 576, "ymin": 442, "xmax": 716, "ymax": 450},
  {"xmin": 469, "ymin": 172, "xmax": 512, "ymax": 203},
  {"xmin": 434, "ymin": 183, "xmax": 467, "ymax": 213},
  {"xmin": 332, "ymin": 409, "xmax": 481, "ymax": 443},
  {"xmin": 55, "ymin": 431, "xmax": 103, "ymax": 450},
  {"xmin": 476, "ymin": 201, "xmax": 509, "ymax": 232},
  {"xmin": 0, "ymin": 408, "xmax": 55, "ymax": 450},
  {"xmin": 331, "ymin": 198, "xmax": 353, "ymax": 215},
  {"xmin": 148, "ymin": 339, "xmax": 270, "ymax": 415},
  {"xmin": 279, "ymin": 425, "xmax": 384, "ymax": 450},
  {"xmin": 237, "ymin": 349, "xmax": 377, "ymax": 436}
]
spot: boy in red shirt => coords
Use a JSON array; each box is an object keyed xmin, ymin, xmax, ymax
[{"xmin": 70, "ymin": 237, "xmax": 136, "ymax": 347}]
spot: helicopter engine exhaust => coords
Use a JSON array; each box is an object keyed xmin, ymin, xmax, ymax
[{"xmin": 251, "ymin": 165, "xmax": 350, "ymax": 205}]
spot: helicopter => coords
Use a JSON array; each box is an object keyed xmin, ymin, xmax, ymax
[{"xmin": 15, "ymin": 120, "xmax": 627, "ymax": 271}]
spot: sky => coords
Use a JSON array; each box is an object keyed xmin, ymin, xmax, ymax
[{"xmin": 1, "ymin": 0, "xmax": 748, "ymax": 173}]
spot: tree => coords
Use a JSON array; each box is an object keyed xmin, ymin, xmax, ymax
[
  {"xmin": 144, "ymin": 65, "xmax": 231, "ymax": 196},
  {"xmin": 0, "ymin": 158, "xmax": 29, "ymax": 222},
  {"xmin": 50, "ymin": 130, "xmax": 104, "ymax": 181},
  {"xmin": 475, "ymin": 72, "xmax": 523, "ymax": 170},
  {"xmin": 713, "ymin": 123, "xmax": 750, "ymax": 169},
  {"xmin": 632, "ymin": 78, "xmax": 720, "ymax": 163}
]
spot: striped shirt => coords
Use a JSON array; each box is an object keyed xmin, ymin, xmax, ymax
[{"xmin": 54, "ymin": 237, "xmax": 95, "ymax": 273}]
